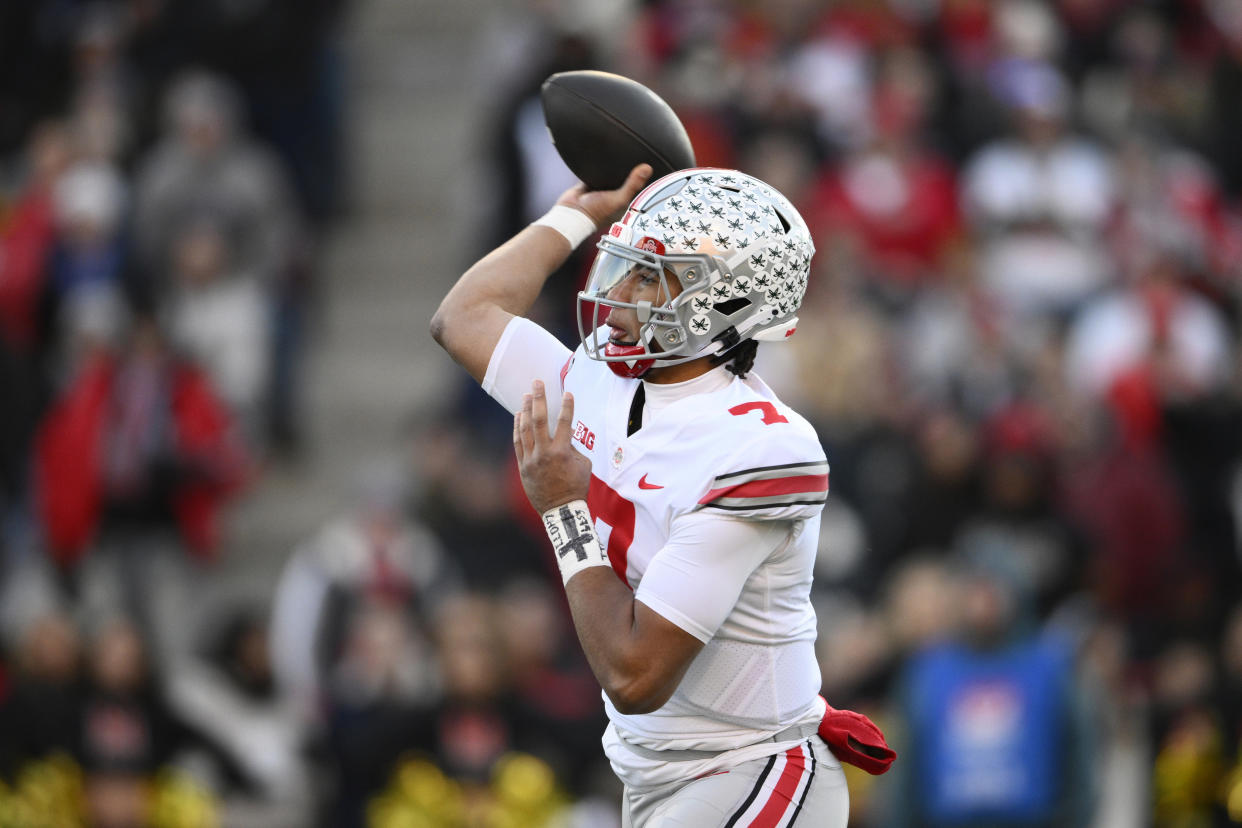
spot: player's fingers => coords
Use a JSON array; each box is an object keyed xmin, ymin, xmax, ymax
[
  {"xmin": 529, "ymin": 380, "xmax": 549, "ymax": 444},
  {"xmin": 513, "ymin": 411, "xmax": 523, "ymax": 462},
  {"xmin": 619, "ymin": 164, "xmax": 653, "ymax": 199},
  {"xmin": 519, "ymin": 393, "xmax": 535, "ymax": 455},
  {"xmin": 553, "ymin": 392, "xmax": 575, "ymax": 445},
  {"xmin": 556, "ymin": 182, "xmax": 589, "ymax": 207}
]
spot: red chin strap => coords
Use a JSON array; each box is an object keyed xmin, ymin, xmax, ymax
[{"xmin": 604, "ymin": 342, "xmax": 655, "ymax": 379}]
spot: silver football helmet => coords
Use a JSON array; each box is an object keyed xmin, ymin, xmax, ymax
[{"xmin": 578, "ymin": 168, "xmax": 815, "ymax": 378}]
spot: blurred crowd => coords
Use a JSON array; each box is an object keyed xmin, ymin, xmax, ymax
[
  {"xmin": 0, "ymin": 1, "xmax": 361, "ymax": 825},
  {"xmin": 459, "ymin": 0, "xmax": 1242, "ymax": 825},
  {"xmin": 2, "ymin": 0, "xmax": 1242, "ymax": 826}
]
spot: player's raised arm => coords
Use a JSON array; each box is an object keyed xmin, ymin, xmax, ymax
[{"xmin": 429, "ymin": 164, "xmax": 652, "ymax": 383}]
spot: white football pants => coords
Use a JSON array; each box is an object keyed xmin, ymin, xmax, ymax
[{"xmin": 621, "ymin": 738, "xmax": 848, "ymax": 827}]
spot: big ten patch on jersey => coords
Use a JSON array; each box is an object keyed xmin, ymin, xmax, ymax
[{"xmin": 572, "ymin": 420, "xmax": 596, "ymax": 450}]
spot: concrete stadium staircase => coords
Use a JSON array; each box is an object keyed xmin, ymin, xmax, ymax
[{"xmin": 213, "ymin": 0, "xmax": 503, "ymax": 602}]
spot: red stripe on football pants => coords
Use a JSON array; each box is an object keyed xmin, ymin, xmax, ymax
[{"xmin": 750, "ymin": 746, "xmax": 806, "ymax": 827}]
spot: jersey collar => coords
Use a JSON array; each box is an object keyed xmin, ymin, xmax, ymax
[{"xmin": 641, "ymin": 365, "xmax": 734, "ymax": 424}]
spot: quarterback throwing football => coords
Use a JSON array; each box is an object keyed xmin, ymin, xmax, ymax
[{"xmin": 433, "ymin": 164, "xmax": 881, "ymax": 825}]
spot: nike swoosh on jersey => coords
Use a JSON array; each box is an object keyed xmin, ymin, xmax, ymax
[{"xmin": 637, "ymin": 474, "xmax": 664, "ymax": 490}]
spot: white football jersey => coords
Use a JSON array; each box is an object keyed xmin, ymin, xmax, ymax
[{"xmin": 484, "ymin": 319, "xmax": 829, "ymax": 786}]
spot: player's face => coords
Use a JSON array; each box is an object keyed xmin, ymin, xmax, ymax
[{"xmin": 604, "ymin": 263, "xmax": 683, "ymax": 347}]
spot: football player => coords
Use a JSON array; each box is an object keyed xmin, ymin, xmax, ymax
[{"xmin": 432, "ymin": 164, "xmax": 888, "ymax": 826}]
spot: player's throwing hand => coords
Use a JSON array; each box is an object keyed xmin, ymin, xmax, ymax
[
  {"xmin": 514, "ymin": 380, "xmax": 591, "ymax": 514},
  {"xmin": 555, "ymin": 163, "xmax": 652, "ymax": 228}
]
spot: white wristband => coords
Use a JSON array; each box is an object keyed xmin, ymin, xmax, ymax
[
  {"xmin": 532, "ymin": 205, "xmax": 598, "ymax": 249},
  {"xmin": 542, "ymin": 499, "xmax": 611, "ymax": 586}
]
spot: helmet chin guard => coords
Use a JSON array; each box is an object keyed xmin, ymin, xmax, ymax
[
  {"xmin": 576, "ymin": 168, "xmax": 815, "ymax": 377},
  {"xmin": 603, "ymin": 342, "xmax": 655, "ymax": 379}
]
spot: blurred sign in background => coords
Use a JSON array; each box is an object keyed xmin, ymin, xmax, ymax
[{"xmin": 0, "ymin": 1, "xmax": 1240, "ymax": 826}]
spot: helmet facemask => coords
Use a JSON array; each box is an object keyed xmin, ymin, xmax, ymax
[{"xmin": 577, "ymin": 234, "xmax": 725, "ymax": 377}]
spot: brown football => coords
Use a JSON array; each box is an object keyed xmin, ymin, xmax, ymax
[{"xmin": 541, "ymin": 70, "xmax": 696, "ymax": 191}]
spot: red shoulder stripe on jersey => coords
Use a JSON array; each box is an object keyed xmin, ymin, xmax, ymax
[
  {"xmin": 699, "ymin": 473, "xmax": 829, "ymax": 505},
  {"xmin": 714, "ymin": 460, "xmax": 826, "ymax": 482},
  {"xmin": 559, "ymin": 355, "xmax": 573, "ymax": 390},
  {"xmin": 702, "ymin": 499, "xmax": 827, "ymax": 513}
]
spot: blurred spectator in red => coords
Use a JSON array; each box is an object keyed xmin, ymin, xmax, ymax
[
  {"xmin": 163, "ymin": 215, "xmax": 271, "ymax": 445},
  {"xmin": 1064, "ymin": 128, "xmax": 1242, "ymax": 644},
  {"xmin": 0, "ymin": 121, "xmax": 72, "ymax": 511},
  {"xmin": 32, "ymin": 311, "xmax": 249, "ymax": 663},
  {"xmin": 807, "ymin": 46, "xmax": 961, "ymax": 303},
  {"xmin": 1059, "ymin": 371, "xmax": 1190, "ymax": 638},
  {"xmin": 0, "ymin": 121, "xmax": 72, "ymax": 351},
  {"xmin": 34, "ymin": 311, "xmax": 248, "ymax": 565}
]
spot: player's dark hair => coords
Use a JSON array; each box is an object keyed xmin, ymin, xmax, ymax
[{"xmin": 713, "ymin": 339, "xmax": 759, "ymax": 378}]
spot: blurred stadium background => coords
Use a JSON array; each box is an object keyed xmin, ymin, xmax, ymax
[{"xmin": 1, "ymin": 0, "xmax": 1241, "ymax": 826}]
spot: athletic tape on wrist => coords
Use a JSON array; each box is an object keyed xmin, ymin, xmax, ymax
[
  {"xmin": 532, "ymin": 205, "xmax": 597, "ymax": 249},
  {"xmin": 542, "ymin": 499, "xmax": 611, "ymax": 586}
]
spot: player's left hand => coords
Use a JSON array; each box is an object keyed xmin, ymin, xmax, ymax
[{"xmin": 515, "ymin": 380, "xmax": 591, "ymax": 514}]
